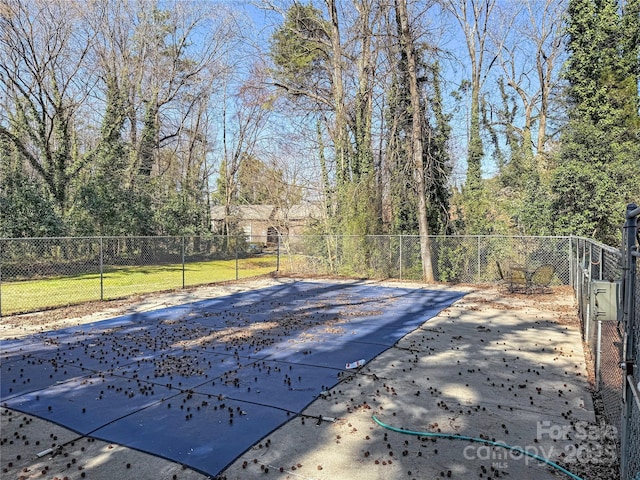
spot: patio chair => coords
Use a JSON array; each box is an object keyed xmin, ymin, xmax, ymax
[
  {"xmin": 530, "ymin": 264, "xmax": 555, "ymax": 293},
  {"xmin": 497, "ymin": 260, "xmax": 527, "ymax": 292},
  {"xmin": 507, "ymin": 267, "xmax": 528, "ymax": 293}
]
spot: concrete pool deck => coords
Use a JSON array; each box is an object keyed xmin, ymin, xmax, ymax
[{"xmin": 0, "ymin": 279, "xmax": 613, "ymax": 480}]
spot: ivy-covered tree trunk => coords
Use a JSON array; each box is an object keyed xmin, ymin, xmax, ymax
[
  {"xmin": 461, "ymin": 85, "xmax": 488, "ymax": 234},
  {"xmin": 426, "ymin": 62, "xmax": 453, "ymax": 235},
  {"xmin": 138, "ymin": 96, "xmax": 159, "ymax": 177},
  {"xmin": 353, "ymin": 0, "xmax": 376, "ymax": 181},
  {"xmin": 395, "ymin": 0, "xmax": 434, "ymax": 282},
  {"xmin": 0, "ymin": 0, "xmax": 91, "ymax": 217},
  {"xmin": 326, "ymin": 0, "xmax": 350, "ymax": 189},
  {"xmin": 72, "ymin": 75, "xmax": 132, "ymax": 236}
]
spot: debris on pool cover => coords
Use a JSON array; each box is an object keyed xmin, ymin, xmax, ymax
[{"xmin": 1, "ymin": 281, "xmax": 464, "ymax": 477}]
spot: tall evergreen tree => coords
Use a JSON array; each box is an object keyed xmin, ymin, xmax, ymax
[
  {"xmin": 552, "ymin": 0, "xmax": 640, "ymax": 245},
  {"xmin": 270, "ymin": 1, "xmax": 382, "ymax": 246}
]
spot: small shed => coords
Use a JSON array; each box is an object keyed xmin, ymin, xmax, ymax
[{"xmin": 211, "ymin": 204, "xmax": 322, "ymax": 242}]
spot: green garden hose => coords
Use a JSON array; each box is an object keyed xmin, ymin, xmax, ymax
[{"xmin": 372, "ymin": 415, "xmax": 584, "ymax": 480}]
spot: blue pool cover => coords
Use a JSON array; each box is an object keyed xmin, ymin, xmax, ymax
[{"xmin": 0, "ymin": 281, "xmax": 465, "ymax": 477}]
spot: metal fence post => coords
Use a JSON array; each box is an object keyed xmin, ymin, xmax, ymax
[
  {"xmin": 235, "ymin": 235, "xmax": 239, "ymax": 281},
  {"xmin": 276, "ymin": 234, "xmax": 280, "ymax": 272},
  {"xmin": 100, "ymin": 237, "xmax": 104, "ymax": 301},
  {"xmin": 399, "ymin": 234, "xmax": 403, "ymax": 281},
  {"xmin": 477, "ymin": 236, "xmax": 481, "ymax": 283},
  {"xmin": 596, "ymin": 320, "xmax": 602, "ymax": 387},
  {"xmin": 569, "ymin": 235, "xmax": 575, "ymax": 292},
  {"xmin": 622, "ymin": 203, "xmax": 638, "ymax": 392},
  {"xmin": 574, "ymin": 237, "xmax": 580, "ymax": 302},
  {"xmin": 182, "ymin": 236, "xmax": 185, "ymax": 289},
  {"xmin": 599, "ymin": 246, "xmax": 604, "ymax": 280}
]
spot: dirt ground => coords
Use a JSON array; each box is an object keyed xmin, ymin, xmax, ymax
[{"xmin": 0, "ymin": 278, "xmax": 620, "ymax": 480}]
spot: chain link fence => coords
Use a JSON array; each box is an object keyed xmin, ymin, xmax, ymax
[
  {"xmin": 277, "ymin": 234, "xmax": 572, "ymax": 284},
  {"xmin": 1, "ymin": 231, "xmax": 639, "ymax": 477},
  {"xmin": 2, "ymin": 234, "xmax": 572, "ymax": 315},
  {"xmin": 620, "ymin": 204, "xmax": 640, "ymax": 480},
  {"xmin": 0, "ymin": 235, "xmax": 276, "ymax": 315},
  {"xmin": 569, "ymin": 205, "xmax": 640, "ymax": 480},
  {"xmin": 571, "ymin": 237, "xmax": 625, "ymax": 438}
]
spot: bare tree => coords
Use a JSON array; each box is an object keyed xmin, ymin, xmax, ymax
[
  {"xmin": 87, "ymin": 0, "xmax": 236, "ymax": 179},
  {"xmin": 441, "ymin": 0, "xmax": 497, "ymax": 188},
  {"xmin": 266, "ymin": 1, "xmax": 383, "ymax": 219},
  {"xmin": 349, "ymin": 0, "xmax": 382, "ymax": 179},
  {"xmin": 218, "ymin": 63, "xmax": 274, "ymax": 237},
  {"xmin": 324, "ymin": 0, "xmax": 352, "ymax": 186},
  {"xmin": 492, "ymin": 0, "xmax": 565, "ymax": 173},
  {"xmin": 0, "ymin": 0, "xmax": 96, "ymax": 214}
]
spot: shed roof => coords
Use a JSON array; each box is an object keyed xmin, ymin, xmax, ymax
[
  {"xmin": 211, "ymin": 204, "xmax": 322, "ymax": 221},
  {"xmin": 274, "ymin": 204, "xmax": 323, "ymax": 220},
  {"xmin": 211, "ymin": 205, "xmax": 275, "ymax": 221}
]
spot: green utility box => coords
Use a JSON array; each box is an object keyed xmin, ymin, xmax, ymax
[{"xmin": 589, "ymin": 280, "xmax": 620, "ymax": 321}]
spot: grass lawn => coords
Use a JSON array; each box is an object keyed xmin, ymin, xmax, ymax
[{"xmin": 0, "ymin": 256, "xmax": 277, "ymax": 316}]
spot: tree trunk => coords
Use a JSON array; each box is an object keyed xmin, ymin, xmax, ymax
[
  {"xmin": 325, "ymin": 0, "xmax": 349, "ymax": 187},
  {"xmin": 395, "ymin": 0, "xmax": 434, "ymax": 282}
]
